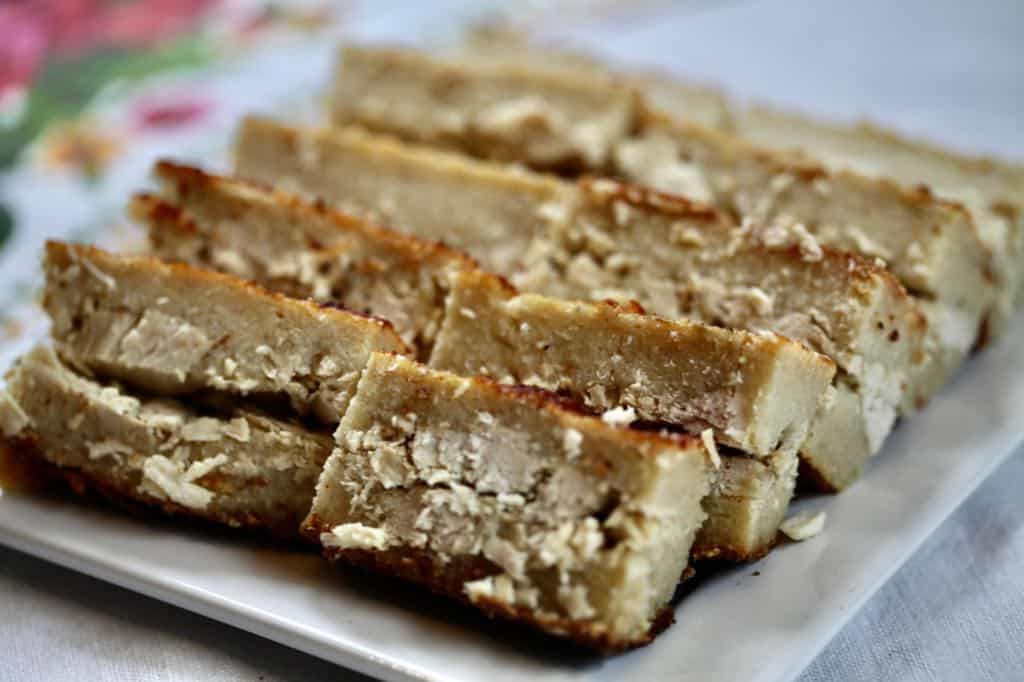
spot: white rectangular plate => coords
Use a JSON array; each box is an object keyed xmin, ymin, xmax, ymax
[{"xmin": 2, "ymin": 314, "xmax": 1022, "ymax": 682}]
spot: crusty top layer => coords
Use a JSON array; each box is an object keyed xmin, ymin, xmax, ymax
[
  {"xmin": 431, "ymin": 267, "xmax": 835, "ymax": 457},
  {"xmin": 140, "ymin": 161, "xmax": 836, "ymax": 458},
  {"xmin": 331, "ymin": 45, "xmax": 638, "ymax": 171},
  {"xmin": 233, "ymin": 115, "xmax": 570, "ymax": 274},
  {"xmin": 147, "ymin": 159, "xmax": 477, "ymax": 273},
  {"xmin": 43, "ymin": 241, "xmax": 408, "ymax": 422},
  {"xmin": 327, "ymin": 44, "xmax": 996, "ymax": 337}
]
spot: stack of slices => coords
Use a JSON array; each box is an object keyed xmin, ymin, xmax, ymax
[{"xmin": 2, "ymin": 36, "xmax": 1020, "ymax": 653}]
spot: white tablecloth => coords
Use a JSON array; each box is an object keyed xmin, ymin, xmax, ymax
[{"xmin": 2, "ymin": 1, "xmax": 1022, "ymax": 680}]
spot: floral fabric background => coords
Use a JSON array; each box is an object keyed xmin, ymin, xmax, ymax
[
  {"xmin": 0, "ymin": 0, "xmax": 357, "ymax": 369},
  {"xmin": 0, "ymin": 0, "xmax": 659, "ymax": 372}
]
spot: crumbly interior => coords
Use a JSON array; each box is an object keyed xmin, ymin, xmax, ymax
[
  {"xmin": 1, "ymin": 346, "xmax": 332, "ymax": 534},
  {"xmin": 235, "ymin": 116, "xmax": 570, "ymax": 274},
  {"xmin": 231, "ymin": 120, "xmax": 934, "ymax": 491},
  {"xmin": 694, "ymin": 447, "xmax": 799, "ymax": 561},
  {"xmin": 430, "ymin": 268, "xmax": 833, "ymax": 458},
  {"xmin": 305, "ymin": 353, "xmax": 710, "ymax": 646},
  {"xmin": 736, "ymin": 105, "xmax": 1024, "ymax": 333},
  {"xmin": 140, "ymin": 167, "xmax": 473, "ymax": 359},
  {"xmin": 331, "ymin": 47, "xmax": 635, "ymax": 172},
  {"xmin": 323, "ymin": 46, "xmax": 996, "ymax": 417},
  {"xmin": 43, "ymin": 242, "xmax": 405, "ymax": 422}
]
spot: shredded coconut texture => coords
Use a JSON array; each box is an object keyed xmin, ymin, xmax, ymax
[{"xmin": 780, "ymin": 510, "xmax": 826, "ymax": 541}]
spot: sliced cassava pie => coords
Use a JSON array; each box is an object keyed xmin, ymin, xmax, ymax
[
  {"xmin": 302, "ymin": 352, "xmax": 712, "ymax": 650},
  {"xmin": 233, "ymin": 116, "xmax": 569, "ymax": 274},
  {"xmin": 457, "ymin": 30, "xmax": 1021, "ymax": 335},
  {"xmin": 1, "ymin": 345, "xmax": 333, "ymax": 536},
  {"xmin": 139, "ymin": 163, "xmax": 831, "ymax": 558},
  {"xmin": 734, "ymin": 105, "xmax": 1024, "ymax": 333},
  {"xmin": 231, "ymin": 120, "xmax": 926, "ymax": 491},
  {"xmin": 43, "ymin": 241, "xmax": 407, "ymax": 423},
  {"xmin": 138, "ymin": 161, "xmax": 475, "ymax": 358},
  {"xmin": 431, "ymin": 267, "xmax": 834, "ymax": 458},
  {"xmin": 140, "ymin": 163, "xmax": 834, "ymax": 455},
  {"xmin": 330, "ymin": 45, "xmax": 637, "ymax": 173},
  {"xmin": 326, "ymin": 45, "xmax": 995, "ymax": 398}
]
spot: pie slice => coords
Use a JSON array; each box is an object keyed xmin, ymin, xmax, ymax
[
  {"xmin": 431, "ymin": 268, "xmax": 834, "ymax": 458},
  {"xmin": 139, "ymin": 163, "xmax": 830, "ymax": 558},
  {"xmin": 139, "ymin": 161, "xmax": 475, "ymax": 358},
  {"xmin": 233, "ymin": 116, "xmax": 568, "ymax": 274},
  {"xmin": 1, "ymin": 345, "xmax": 333, "ymax": 536},
  {"xmin": 326, "ymin": 45, "xmax": 994, "ymax": 389},
  {"xmin": 302, "ymin": 352, "xmax": 712, "ymax": 650},
  {"xmin": 232, "ymin": 120, "xmax": 927, "ymax": 491},
  {"xmin": 43, "ymin": 241, "xmax": 407, "ymax": 422}
]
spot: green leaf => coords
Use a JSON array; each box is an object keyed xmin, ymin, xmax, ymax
[{"xmin": 0, "ymin": 34, "xmax": 213, "ymax": 170}]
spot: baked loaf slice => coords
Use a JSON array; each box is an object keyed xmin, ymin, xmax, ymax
[
  {"xmin": 431, "ymin": 270, "xmax": 815, "ymax": 560},
  {"xmin": 43, "ymin": 241, "xmax": 407, "ymax": 422},
  {"xmin": 302, "ymin": 352, "xmax": 711, "ymax": 650},
  {"xmin": 140, "ymin": 162, "xmax": 834, "ymax": 456},
  {"xmin": 735, "ymin": 106, "xmax": 1024, "ymax": 331},
  {"xmin": 233, "ymin": 116, "xmax": 569, "ymax": 274},
  {"xmin": 326, "ymin": 45, "xmax": 994, "ymax": 392},
  {"xmin": 458, "ymin": 31, "xmax": 1021, "ymax": 336},
  {"xmin": 232, "ymin": 119, "xmax": 926, "ymax": 491},
  {"xmin": 139, "ymin": 164, "xmax": 829, "ymax": 559},
  {"xmin": 330, "ymin": 46, "xmax": 637, "ymax": 173},
  {"xmin": 431, "ymin": 268, "xmax": 834, "ymax": 458},
  {"xmin": 138, "ymin": 161, "xmax": 475, "ymax": 358},
  {"xmin": 1, "ymin": 345, "xmax": 333, "ymax": 536},
  {"xmin": 457, "ymin": 24, "xmax": 735, "ymax": 130}
]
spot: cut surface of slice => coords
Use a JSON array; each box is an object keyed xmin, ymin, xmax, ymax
[
  {"xmin": 696, "ymin": 447, "xmax": 798, "ymax": 561},
  {"xmin": 331, "ymin": 46, "xmax": 636, "ymax": 172},
  {"xmin": 302, "ymin": 352, "xmax": 711, "ymax": 651},
  {"xmin": 1, "ymin": 345, "xmax": 333, "ymax": 536},
  {"xmin": 141, "ymin": 161, "xmax": 475, "ymax": 357},
  {"xmin": 736, "ymin": 105, "xmax": 1024, "ymax": 331},
  {"xmin": 43, "ymin": 241, "xmax": 407, "ymax": 422},
  {"xmin": 232, "ymin": 120, "xmax": 925, "ymax": 490},
  {"xmin": 326, "ymin": 45, "xmax": 994, "ymax": 376},
  {"xmin": 430, "ymin": 267, "xmax": 834, "ymax": 458},
  {"xmin": 233, "ymin": 116, "xmax": 568, "ymax": 274}
]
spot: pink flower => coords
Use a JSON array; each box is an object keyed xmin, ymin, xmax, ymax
[
  {"xmin": 133, "ymin": 94, "xmax": 212, "ymax": 130},
  {"xmin": 97, "ymin": 0, "xmax": 218, "ymax": 50},
  {"xmin": 0, "ymin": 0, "xmax": 219, "ymax": 96},
  {"xmin": 0, "ymin": 5, "xmax": 50, "ymax": 96}
]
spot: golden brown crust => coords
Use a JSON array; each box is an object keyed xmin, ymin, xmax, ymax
[
  {"xmin": 641, "ymin": 108, "xmax": 995, "ymax": 244},
  {"xmin": 691, "ymin": 534, "xmax": 777, "ymax": 563},
  {"xmin": 302, "ymin": 512, "xmax": 669, "ymax": 652},
  {"xmin": 45, "ymin": 240, "xmax": 409, "ymax": 350},
  {"xmin": 151, "ymin": 160, "xmax": 482, "ymax": 271},
  {"xmin": 370, "ymin": 352, "xmax": 703, "ymax": 456},
  {"xmin": 579, "ymin": 176, "xmax": 725, "ymax": 223},
  {"xmin": 578, "ymin": 175, "xmax": 928, "ymax": 317},
  {"xmin": 3, "ymin": 437, "xmax": 312, "ymax": 540}
]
